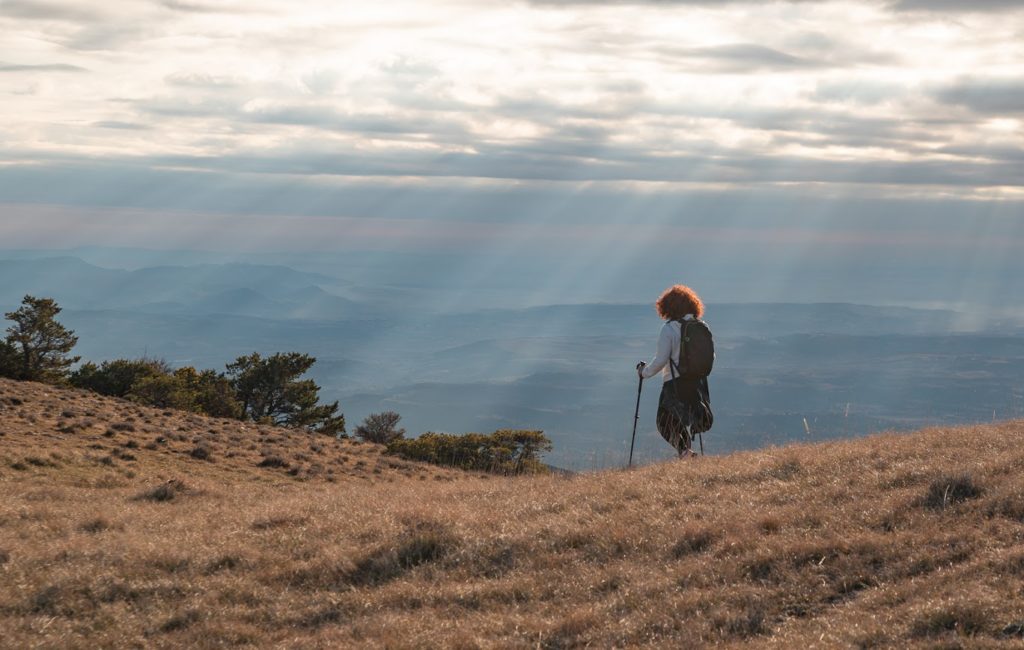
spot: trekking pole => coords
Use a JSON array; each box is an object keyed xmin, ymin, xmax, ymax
[
  {"xmin": 629, "ymin": 374, "xmax": 644, "ymax": 468},
  {"xmin": 698, "ymin": 431, "xmax": 704, "ymax": 456}
]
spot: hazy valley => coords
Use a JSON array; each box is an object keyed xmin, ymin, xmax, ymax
[{"xmin": 3, "ymin": 253, "xmax": 1022, "ymax": 469}]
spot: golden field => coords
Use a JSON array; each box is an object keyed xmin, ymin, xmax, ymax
[{"xmin": 1, "ymin": 377, "xmax": 1023, "ymax": 648}]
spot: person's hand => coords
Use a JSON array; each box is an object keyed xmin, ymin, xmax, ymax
[{"xmin": 636, "ymin": 361, "xmax": 646, "ymax": 378}]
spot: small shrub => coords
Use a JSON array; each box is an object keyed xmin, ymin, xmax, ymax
[
  {"xmin": 149, "ymin": 556, "xmax": 190, "ymax": 574},
  {"xmin": 159, "ymin": 609, "xmax": 201, "ymax": 633},
  {"xmin": 31, "ymin": 585, "xmax": 69, "ymax": 615},
  {"xmin": 257, "ymin": 456, "xmax": 288, "ymax": 468},
  {"xmin": 764, "ymin": 458, "xmax": 802, "ymax": 481},
  {"xmin": 911, "ymin": 605, "xmax": 988, "ymax": 638},
  {"xmin": 203, "ymin": 554, "xmax": 247, "ymax": 575},
  {"xmin": 985, "ymin": 495, "xmax": 1024, "ymax": 522},
  {"xmin": 742, "ymin": 556, "xmax": 777, "ymax": 582},
  {"xmin": 135, "ymin": 479, "xmax": 188, "ymax": 502},
  {"xmin": 355, "ymin": 411, "xmax": 406, "ymax": 445},
  {"xmin": 347, "ymin": 522, "xmax": 457, "ymax": 586},
  {"xmin": 722, "ymin": 604, "xmax": 768, "ymax": 639},
  {"xmin": 110, "ymin": 422, "xmax": 135, "ymax": 432},
  {"xmin": 672, "ymin": 528, "xmax": 716, "ymax": 557},
  {"xmin": 919, "ymin": 474, "xmax": 983, "ymax": 510},
  {"xmin": 0, "ymin": 549, "xmax": 9, "ymax": 565},
  {"xmin": 190, "ymin": 445, "xmax": 212, "ymax": 461},
  {"xmin": 251, "ymin": 515, "xmax": 307, "ymax": 531},
  {"xmin": 1003, "ymin": 622, "xmax": 1024, "ymax": 638},
  {"xmin": 79, "ymin": 518, "xmax": 111, "ymax": 533},
  {"xmin": 387, "ymin": 429, "xmax": 552, "ymax": 475}
]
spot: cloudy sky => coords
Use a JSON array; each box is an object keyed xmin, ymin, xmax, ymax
[{"xmin": 1, "ymin": 0, "xmax": 1023, "ymax": 305}]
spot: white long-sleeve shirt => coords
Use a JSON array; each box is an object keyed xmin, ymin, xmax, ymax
[{"xmin": 641, "ymin": 315, "xmax": 695, "ymax": 383}]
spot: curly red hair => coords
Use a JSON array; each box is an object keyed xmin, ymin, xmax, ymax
[{"xmin": 656, "ymin": 284, "xmax": 704, "ymax": 320}]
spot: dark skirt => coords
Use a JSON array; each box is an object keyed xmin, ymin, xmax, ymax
[{"xmin": 657, "ymin": 377, "xmax": 713, "ymax": 454}]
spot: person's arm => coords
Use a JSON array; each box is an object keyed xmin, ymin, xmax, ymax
[{"xmin": 640, "ymin": 323, "xmax": 672, "ymax": 379}]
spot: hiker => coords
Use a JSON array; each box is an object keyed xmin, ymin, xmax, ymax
[{"xmin": 636, "ymin": 284, "xmax": 714, "ymax": 458}]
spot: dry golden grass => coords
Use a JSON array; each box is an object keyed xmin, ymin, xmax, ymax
[{"xmin": 2, "ymin": 377, "xmax": 1024, "ymax": 648}]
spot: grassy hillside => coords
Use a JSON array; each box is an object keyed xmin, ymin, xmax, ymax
[{"xmin": 1, "ymin": 378, "xmax": 1023, "ymax": 648}]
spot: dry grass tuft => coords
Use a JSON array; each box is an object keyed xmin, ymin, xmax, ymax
[
  {"xmin": 671, "ymin": 526, "xmax": 717, "ymax": 557},
  {"xmin": 134, "ymin": 479, "xmax": 190, "ymax": 502},
  {"xmin": 348, "ymin": 521, "xmax": 458, "ymax": 587},
  {"xmin": 919, "ymin": 474, "xmax": 984, "ymax": 510},
  {"xmin": 910, "ymin": 602, "xmax": 991, "ymax": 638}
]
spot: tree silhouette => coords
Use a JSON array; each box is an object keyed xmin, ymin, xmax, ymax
[
  {"xmin": 226, "ymin": 352, "xmax": 345, "ymax": 436},
  {"xmin": 355, "ymin": 411, "xmax": 406, "ymax": 444},
  {"xmin": 4, "ymin": 296, "xmax": 79, "ymax": 383}
]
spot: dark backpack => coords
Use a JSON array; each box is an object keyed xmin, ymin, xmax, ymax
[{"xmin": 669, "ymin": 319, "xmax": 714, "ymax": 380}]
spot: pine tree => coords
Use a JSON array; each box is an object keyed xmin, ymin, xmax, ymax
[
  {"xmin": 4, "ymin": 296, "xmax": 80, "ymax": 383},
  {"xmin": 226, "ymin": 352, "xmax": 345, "ymax": 435}
]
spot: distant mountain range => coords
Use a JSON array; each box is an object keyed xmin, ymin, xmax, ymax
[{"xmin": 0, "ymin": 257, "xmax": 374, "ymax": 320}]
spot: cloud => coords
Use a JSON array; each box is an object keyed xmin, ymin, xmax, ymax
[
  {"xmin": 0, "ymin": 0, "xmax": 105, "ymax": 22},
  {"xmin": 658, "ymin": 43, "xmax": 822, "ymax": 73},
  {"xmin": 2, "ymin": 0, "xmax": 1021, "ymax": 207},
  {"xmin": 527, "ymin": 0, "xmax": 1024, "ymax": 10},
  {"xmin": 92, "ymin": 120, "xmax": 151, "ymax": 130},
  {"xmin": 889, "ymin": 0, "xmax": 1024, "ymax": 12},
  {"xmin": 165, "ymin": 72, "xmax": 245, "ymax": 88},
  {"xmin": 63, "ymin": 24, "xmax": 153, "ymax": 51},
  {"xmin": 0, "ymin": 62, "xmax": 87, "ymax": 72},
  {"xmin": 10, "ymin": 133, "xmax": 1017, "ymax": 189},
  {"xmin": 158, "ymin": 0, "xmax": 229, "ymax": 12},
  {"xmin": 934, "ymin": 78, "xmax": 1024, "ymax": 115}
]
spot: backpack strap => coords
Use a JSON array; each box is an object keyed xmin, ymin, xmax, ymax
[{"xmin": 669, "ymin": 319, "xmax": 692, "ymax": 380}]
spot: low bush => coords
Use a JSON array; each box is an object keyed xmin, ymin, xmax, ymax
[
  {"xmin": 135, "ymin": 479, "xmax": 189, "ymax": 502},
  {"xmin": 919, "ymin": 474, "xmax": 983, "ymax": 510},
  {"xmin": 386, "ymin": 429, "xmax": 552, "ymax": 475}
]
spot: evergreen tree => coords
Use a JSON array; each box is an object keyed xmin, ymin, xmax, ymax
[
  {"xmin": 4, "ymin": 296, "xmax": 80, "ymax": 383},
  {"xmin": 226, "ymin": 352, "xmax": 345, "ymax": 435},
  {"xmin": 0, "ymin": 340, "xmax": 18, "ymax": 379},
  {"xmin": 70, "ymin": 358, "xmax": 170, "ymax": 397}
]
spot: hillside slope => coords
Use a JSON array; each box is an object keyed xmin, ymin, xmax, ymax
[{"xmin": 1, "ymin": 378, "xmax": 1023, "ymax": 648}]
